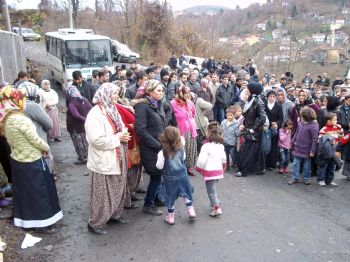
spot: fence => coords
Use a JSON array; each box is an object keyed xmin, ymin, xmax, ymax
[{"xmin": 0, "ymin": 30, "xmax": 26, "ymax": 84}]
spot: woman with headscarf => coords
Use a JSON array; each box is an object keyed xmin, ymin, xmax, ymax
[
  {"xmin": 134, "ymin": 80, "xmax": 167, "ymax": 216},
  {"xmin": 235, "ymin": 82, "xmax": 267, "ymax": 177},
  {"xmin": 317, "ymin": 95, "xmax": 339, "ymax": 129},
  {"xmin": 21, "ymin": 81, "xmax": 54, "ymax": 174},
  {"xmin": 0, "ymin": 86, "xmax": 62, "ymax": 233},
  {"xmin": 111, "ymin": 84, "xmax": 143, "ymax": 209},
  {"xmin": 66, "ymin": 85, "xmax": 92, "ymax": 165},
  {"xmin": 290, "ymin": 89, "xmax": 319, "ymax": 134},
  {"xmin": 264, "ymin": 89, "xmax": 283, "ymax": 170},
  {"xmin": 85, "ymin": 83, "xmax": 130, "ymax": 235},
  {"xmin": 197, "ymin": 78, "xmax": 214, "ymax": 121},
  {"xmin": 40, "ymin": 79, "xmax": 61, "ymax": 142},
  {"xmin": 171, "ymin": 86, "xmax": 198, "ymax": 176}
]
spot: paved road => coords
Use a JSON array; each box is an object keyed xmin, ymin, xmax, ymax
[
  {"xmin": 19, "ymin": 44, "xmax": 350, "ymax": 262},
  {"xmin": 16, "ymin": 87, "xmax": 348, "ymax": 262}
]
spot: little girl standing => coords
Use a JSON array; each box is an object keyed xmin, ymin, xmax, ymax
[
  {"xmin": 156, "ymin": 126, "xmax": 195, "ymax": 225},
  {"xmin": 196, "ymin": 122, "xmax": 226, "ymax": 217},
  {"xmin": 289, "ymin": 108, "xmax": 319, "ymax": 185},
  {"xmin": 278, "ymin": 120, "xmax": 293, "ymax": 173}
]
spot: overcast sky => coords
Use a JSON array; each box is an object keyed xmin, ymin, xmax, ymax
[{"xmin": 7, "ymin": 0, "xmax": 267, "ymax": 11}]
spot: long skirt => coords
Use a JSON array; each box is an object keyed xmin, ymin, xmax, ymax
[
  {"xmin": 46, "ymin": 106, "xmax": 61, "ymax": 139},
  {"xmin": 70, "ymin": 132, "xmax": 88, "ymax": 161},
  {"xmin": 266, "ymin": 136, "xmax": 279, "ymax": 168},
  {"xmin": 11, "ymin": 157, "xmax": 63, "ymax": 228},
  {"xmin": 89, "ymin": 170, "xmax": 126, "ymax": 228},
  {"xmin": 0, "ymin": 136, "xmax": 12, "ymax": 183},
  {"xmin": 185, "ymin": 132, "xmax": 197, "ymax": 169},
  {"xmin": 238, "ymin": 140, "xmax": 264, "ymax": 176},
  {"xmin": 124, "ymin": 165, "xmax": 142, "ymax": 207}
]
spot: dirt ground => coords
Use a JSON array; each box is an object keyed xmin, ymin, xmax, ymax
[{"xmin": 1, "ymin": 43, "xmax": 350, "ymax": 262}]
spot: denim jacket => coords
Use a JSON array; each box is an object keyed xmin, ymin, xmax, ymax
[{"xmin": 221, "ymin": 119, "xmax": 239, "ymax": 146}]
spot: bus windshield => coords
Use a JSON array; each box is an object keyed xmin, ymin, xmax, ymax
[{"xmin": 65, "ymin": 40, "xmax": 112, "ymax": 68}]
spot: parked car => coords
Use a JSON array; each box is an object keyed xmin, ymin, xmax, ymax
[
  {"xmin": 111, "ymin": 40, "xmax": 140, "ymax": 63},
  {"xmin": 182, "ymin": 55, "xmax": 205, "ymax": 71},
  {"xmin": 12, "ymin": 27, "xmax": 41, "ymax": 41}
]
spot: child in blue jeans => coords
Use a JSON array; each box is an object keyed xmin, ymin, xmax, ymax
[
  {"xmin": 278, "ymin": 120, "xmax": 293, "ymax": 173},
  {"xmin": 288, "ymin": 108, "xmax": 319, "ymax": 185}
]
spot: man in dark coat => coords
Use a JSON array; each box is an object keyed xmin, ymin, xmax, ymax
[
  {"xmin": 168, "ymin": 53, "xmax": 177, "ymax": 70},
  {"xmin": 125, "ymin": 71, "xmax": 147, "ymax": 101},
  {"xmin": 215, "ymin": 74, "xmax": 234, "ymax": 123}
]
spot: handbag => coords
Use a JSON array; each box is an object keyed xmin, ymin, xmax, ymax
[{"xmin": 128, "ymin": 133, "xmax": 141, "ymax": 166}]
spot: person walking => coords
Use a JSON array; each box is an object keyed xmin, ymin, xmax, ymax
[{"xmin": 85, "ymin": 83, "xmax": 130, "ymax": 235}]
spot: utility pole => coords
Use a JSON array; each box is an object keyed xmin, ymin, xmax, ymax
[
  {"xmin": 68, "ymin": 0, "xmax": 73, "ymax": 28},
  {"xmin": 3, "ymin": 0, "xmax": 11, "ymax": 31}
]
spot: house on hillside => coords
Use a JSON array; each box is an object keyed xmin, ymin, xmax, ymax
[
  {"xmin": 256, "ymin": 23, "xmax": 266, "ymax": 31},
  {"xmin": 312, "ymin": 33, "xmax": 326, "ymax": 44},
  {"xmin": 326, "ymin": 31, "xmax": 348, "ymax": 46},
  {"xmin": 245, "ymin": 35, "xmax": 260, "ymax": 46},
  {"xmin": 272, "ymin": 29, "xmax": 287, "ymax": 40},
  {"xmin": 219, "ymin": 38, "xmax": 229, "ymax": 43},
  {"xmin": 229, "ymin": 36, "xmax": 245, "ymax": 48}
]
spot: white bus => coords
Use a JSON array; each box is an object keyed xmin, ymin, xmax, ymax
[{"xmin": 45, "ymin": 28, "xmax": 114, "ymax": 84}]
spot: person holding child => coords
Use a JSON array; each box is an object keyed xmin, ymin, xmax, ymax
[
  {"xmin": 156, "ymin": 126, "xmax": 195, "ymax": 225},
  {"xmin": 196, "ymin": 122, "xmax": 226, "ymax": 217},
  {"xmin": 337, "ymin": 133, "xmax": 350, "ymax": 181},
  {"xmin": 235, "ymin": 82, "xmax": 266, "ymax": 177},
  {"xmin": 317, "ymin": 112, "xmax": 344, "ymax": 186}
]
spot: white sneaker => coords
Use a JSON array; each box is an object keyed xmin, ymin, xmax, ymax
[
  {"xmin": 318, "ymin": 181, "xmax": 326, "ymax": 186},
  {"xmin": 210, "ymin": 207, "xmax": 222, "ymax": 217},
  {"xmin": 329, "ymin": 181, "xmax": 338, "ymax": 186}
]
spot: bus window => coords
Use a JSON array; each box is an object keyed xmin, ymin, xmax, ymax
[
  {"xmin": 65, "ymin": 40, "xmax": 89, "ymax": 68},
  {"xmin": 89, "ymin": 40, "xmax": 112, "ymax": 67}
]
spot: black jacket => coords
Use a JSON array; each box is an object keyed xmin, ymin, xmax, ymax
[
  {"xmin": 134, "ymin": 97, "xmax": 166, "ymax": 175},
  {"xmin": 337, "ymin": 105, "xmax": 350, "ymax": 134},
  {"xmin": 125, "ymin": 83, "xmax": 139, "ymax": 100},
  {"xmin": 264, "ymin": 102, "xmax": 283, "ymax": 128},
  {"xmin": 215, "ymin": 84, "xmax": 234, "ymax": 109},
  {"xmin": 243, "ymin": 97, "xmax": 266, "ymax": 141},
  {"xmin": 337, "ymin": 136, "xmax": 350, "ymax": 162}
]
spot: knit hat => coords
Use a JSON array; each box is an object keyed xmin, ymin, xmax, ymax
[
  {"xmin": 266, "ymin": 89, "xmax": 277, "ymax": 98},
  {"xmin": 160, "ymin": 69, "xmax": 169, "ymax": 79},
  {"xmin": 247, "ymin": 82, "xmax": 263, "ymax": 96}
]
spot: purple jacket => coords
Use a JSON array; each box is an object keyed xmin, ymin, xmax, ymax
[{"xmin": 292, "ymin": 120, "xmax": 319, "ymax": 158}]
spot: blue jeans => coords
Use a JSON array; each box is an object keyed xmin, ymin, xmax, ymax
[
  {"xmin": 317, "ymin": 159, "xmax": 335, "ymax": 184},
  {"xmin": 224, "ymin": 144, "xmax": 235, "ymax": 168},
  {"xmin": 279, "ymin": 148, "xmax": 290, "ymax": 168},
  {"xmin": 217, "ymin": 108, "xmax": 226, "ymax": 123},
  {"xmin": 144, "ymin": 175, "xmax": 162, "ymax": 207},
  {"xmin": 292, "ymin": 156, "xmax": 311, "ymax": 182}
]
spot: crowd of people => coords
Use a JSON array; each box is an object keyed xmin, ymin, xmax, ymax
[{"xmin": 1, "ymin": 54, "xmax": 350, "ymax": 235}]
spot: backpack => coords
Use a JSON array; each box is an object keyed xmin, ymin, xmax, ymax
[{"xmin": 317, "ymin": 135, "xmax": 335, "ymax": 159}]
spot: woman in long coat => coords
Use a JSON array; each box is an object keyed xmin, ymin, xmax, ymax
[
  {"xmin": 85, "ymin": 83, "xmax": 130, "ymax": 235},
  {"xmin": 264, "ymin": 89, "xmax": 283, "ymax": 170},
  {"xmin": 0, "ymin": 86, "xmax": 62, "ymax": 233},
  {"xmin": 236, "ymin": 82, "xmax": 267, "ymax": 177},
  {"xmin": 134, "ymin": 80, "xmax": 167, "ymax": 216},
  {"xmin": 40, "ymin": 79, "xmax": 61, "ymax": 142}
]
